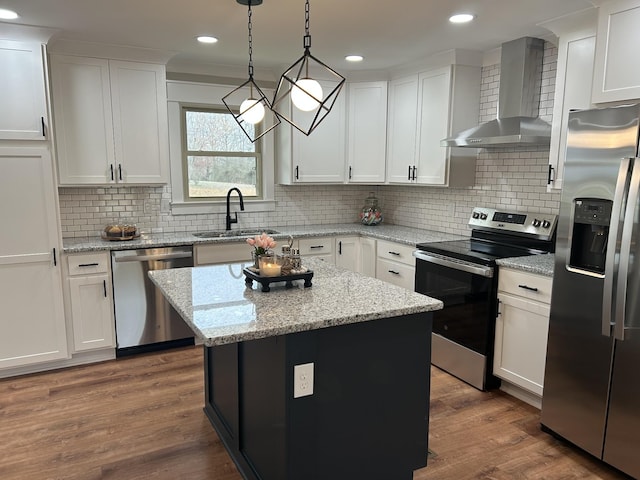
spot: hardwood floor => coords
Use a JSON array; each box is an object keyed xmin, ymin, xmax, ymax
[{"xmin": 0, "ymin": 346, "xmax": 630, "ymax": 480}]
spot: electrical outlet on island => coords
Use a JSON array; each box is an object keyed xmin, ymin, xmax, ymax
[{"xmin": 293, "ymin": 363, "xmax": 314, "ymax": 398}]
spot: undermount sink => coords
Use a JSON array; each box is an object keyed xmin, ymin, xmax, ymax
[{"xmin": 193, "ymin": 228, "xmax": 280, "ymax": 238}]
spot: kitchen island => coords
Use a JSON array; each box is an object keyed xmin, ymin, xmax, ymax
[{"xmin": 149, "ymin": 259, "xmax": 442, "ymax": 480}]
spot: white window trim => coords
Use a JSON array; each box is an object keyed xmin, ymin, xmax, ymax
[{"xmin": 167, "ymin": 80, "xmax": 275, "ymax": 215}]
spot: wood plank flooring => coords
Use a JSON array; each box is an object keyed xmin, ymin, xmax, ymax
[{"xmin": 0, "ymin": 346, "xmax": 630, "ymax": 479}]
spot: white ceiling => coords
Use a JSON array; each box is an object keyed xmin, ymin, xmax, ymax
[{"xmin": 1, "ymin": 0, "xmax": 596, "ymax": 76}]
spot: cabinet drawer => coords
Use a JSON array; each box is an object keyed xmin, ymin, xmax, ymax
[
  {"xmin": 67, "ymin": 252, "xmax": 110, "ymax": 276},
  {"xmin": 298, "ymin": 237, "xmax": 334, "ymax": 256},
  {"xmin": 376, "ymin": 240, "xmax": 415, "ymax": 266},
  {"xmin": 376, "ymin": 258, "xmax": 415, "ymax": 290},
  {"xmin": 498, "ymin": 268, "xmax": 552, "ymax": 304}
]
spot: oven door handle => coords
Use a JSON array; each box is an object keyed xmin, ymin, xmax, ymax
[{"xmin": 413, "ymin": 250, "xmax": 494, "ymax": 278}]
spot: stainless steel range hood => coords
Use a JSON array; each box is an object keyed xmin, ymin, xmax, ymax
[{"xmin": 442, "ymin": 37, "xmax": 551, "ymax": 148}]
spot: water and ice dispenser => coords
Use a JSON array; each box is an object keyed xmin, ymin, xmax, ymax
[{"xmin": 569, "ymin": 199, "xmax": 613, "ymax": 275}]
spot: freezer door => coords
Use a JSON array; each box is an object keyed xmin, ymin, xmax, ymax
[{"xmin": 541, "ymin": 105, "xmax": 640, "ymax": 458}]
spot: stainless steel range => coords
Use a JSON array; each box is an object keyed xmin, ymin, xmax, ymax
[{"xmin": 413, "ymin": 207, "xmax": 557, "ymax": 390}]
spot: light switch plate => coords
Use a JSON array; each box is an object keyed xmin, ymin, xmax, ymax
[{"xmin": 293, "ymin": 363, "xmax": 314, "ymax": 398}]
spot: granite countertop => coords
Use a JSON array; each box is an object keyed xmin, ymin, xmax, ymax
[
  {"xmin": 148, "ymin": 258, "xmax": 443, "ymax": 346},
  {"xmin": 62, "ymin": 223, "xmax": 466, "ymax": 253},
  {"xmin": 496, "ymin": 253, "xmax": 555, "ymax": 277}
]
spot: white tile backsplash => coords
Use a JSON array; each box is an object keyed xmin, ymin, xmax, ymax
[{"xmin": 59, "ymin": 42, "xmax": 560, "ymax": 239}]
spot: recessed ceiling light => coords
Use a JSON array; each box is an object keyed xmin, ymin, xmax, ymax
[
  {"xmin": 345, "ymin": 55, "xmax": 364, "ymax": 62},
  {"xmin": 197, "ymin": 36, "xmax": 219, "ymax": 44},
  {"xmin": 0, "ymin": 8, "xmax": 19, "ymax": 20},
  {"xmin": 449, "ymin": 13, "xmax": 475, "ymax": 24}
]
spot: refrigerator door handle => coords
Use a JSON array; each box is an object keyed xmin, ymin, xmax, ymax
[
  {"xmin": 614, "ymin": 158, "xmax": 640, "ymax": 341},
  {"xmin": 602, "ymin": 157, "xmax": 633, "ymax": 337}
]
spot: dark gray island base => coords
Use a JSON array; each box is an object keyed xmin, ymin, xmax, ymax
[
  {"xmin": 148, "ymin": 259, "xmax": 442, "ymax": 480},
  {"xmin": 206, "ymin": 313, "xmax": 431, "ymax": 480}
]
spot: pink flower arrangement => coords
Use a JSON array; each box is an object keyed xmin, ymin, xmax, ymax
[{"xmin": 246, "ymin": 232, "xmax": 277, "ymax": 255}]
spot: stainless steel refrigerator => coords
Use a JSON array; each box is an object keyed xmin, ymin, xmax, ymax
[{"xmin": 541, "ymin": 104, "xmax": 640, "ymax": 478}]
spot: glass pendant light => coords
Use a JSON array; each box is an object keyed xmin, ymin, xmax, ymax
[
  {"xmin": 222, "ymin": 0, "xmax": 280, "ymax": 142},
  {"xmin": 272, "ymin": 0, "xmax": 345, "ymax": 136}
]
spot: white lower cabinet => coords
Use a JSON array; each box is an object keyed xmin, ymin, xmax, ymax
[
  {"xmin": 195, "ymin": 243, "xmax": 253, "ymax": 266},
  {"xmin": 335, "ymin": 236, "xmax": 359, "ymax": 272},
  {"xmin": 0, "ymin": 148, "xmax": 67, "ymax": 371},
  {"xmin": 359, "ymin": 237, "xmax": 376, "ymax": 278},
  {"xmin": 375, "ymin": 240, "xmax": 415, "ymax": 290},
  {"xmin": 65, "ymin": 252, "xmax": 115, "ymax": 352},
  {"xmin": 494, "ymin": 268, "xmax": 552, "ymax": 407}
]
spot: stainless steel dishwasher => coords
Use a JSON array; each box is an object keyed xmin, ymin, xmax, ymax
[{"xmin": 111, "ymin": 246, "xmax": 194, "ymax": 356}]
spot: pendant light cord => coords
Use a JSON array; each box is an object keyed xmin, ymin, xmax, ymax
[
  {"xmin": 247, "ymin": 1, "xmax": 254, "ymax": 78},
  {"xmin": 303, "ymin": 0, "xmax": 311, "ymax": 50}
]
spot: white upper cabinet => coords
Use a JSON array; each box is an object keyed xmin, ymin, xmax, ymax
[
  {"xmin": 386, "ymin": 75, "xmax": 419, "ymax": 183},
  {"xmin": 542, "ymin": 8, "xmax": 597, "ymax": 191},
  {"xmin": 0, "ymin": 40, "xmax": 48, "ymax": 140},
  {"xmin": 592, "ymin": 0, "xmax": 640, "ymax": 103},
  {"xmin": 347, "ymin": 81, "xmax": 387, "ymax": 183},
  {"xmin": 277, "ymin": 80, "xmax": 346, "ymax": 184},
  {"xmin": 416, "ymin": 67, "xmax": 452, "ymax": 185},
  {"xmin": 386, "ymin": 64, "xmax": 480, "ymax": 187},
  {"xmin": 50, "ymin": 55, "xmax": 169, "ymax": 185}
]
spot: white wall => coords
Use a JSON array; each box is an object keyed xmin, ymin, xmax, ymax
[{"xmin": 58, "ymin": 42, "xmax": 561, "ymax": 239}]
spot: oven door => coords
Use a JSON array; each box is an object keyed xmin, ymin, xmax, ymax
[{"xmin": 413, "ymin": 251, "xmax": 498, "ymax": 390}]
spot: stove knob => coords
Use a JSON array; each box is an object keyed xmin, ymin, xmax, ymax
[
  {"xmin": 532, "ymin": 219, "xmax": 542, "ymax": 227},
  {"xmin": 472, "ymin": 211, "xmax": 480, "ymax": 219},
  {"xmin": 542, "ymin": 220, "xmax": 551, "ymax": 229},
  {"xmin": 480, "ymin": 213, "xmax": 488, "ymax": 220}
]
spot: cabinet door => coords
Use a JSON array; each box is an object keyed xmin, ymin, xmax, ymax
[
  {"xmin": 68, "ymin": 275, "xmax": 115, "ymax": 351},
  {"xmin": 0, "ymin": 148, "xmax": 67, "ymax": 369},
  {"xmin": 494, "ymin": 292, "xmax": 550, "ymax": 396},
  {"xmin": 335, "ymin": 236, "xmax": 360, "ymax": 272},
  {"xmin": 195, "ymin": 243, "xmax": 253, "ymax": 266},
  {"xmin": 592, "ymin": 0, "xmax": 640, "ymax": 103},
  {"xmin": 0, "ymin": 40, "xmax": 47, "ymax": 140},
  {"xmin": 291, "ymin": 82, "xmax": 346, "ymax": 183},
  {"xmin": 347, "ymin": 82, "xmax": 387, "ymax": 183},
  {"xmin": 110, "ymin": 60, "xmax": 169, "ymax": 184},
  {"xmin": 549, "ymin": 34, "xmax": 596, "ymax": 191},
  {"xmin": 416, "ymin": 67, "xmax": 450, "ymax": 185},
  {"xmin": 51, "ymin": 55, "xmax": 116, "ymax": 184},
  {"xmin": 386, "ymin": 75, "xmax": 418, "ymax": 184},
  {"xmin": 359, "ymin": 237, "xmax": 376, "ymax": 278}
]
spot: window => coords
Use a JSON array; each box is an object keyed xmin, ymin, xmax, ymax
[{"xmin": 182, "ymin": 107, "xmax": 262, "ymax": 199}]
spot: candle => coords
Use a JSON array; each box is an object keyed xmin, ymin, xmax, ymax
[{"xmin": 260, "ymin": 262, "xmax": 281, "ymax": 277}]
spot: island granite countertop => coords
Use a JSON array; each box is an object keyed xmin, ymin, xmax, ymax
[
  {"xmin": 148, "ymin": 257, "xmax": 443, "ymax": 346},
  {"xmin": 496, "ymin": 253, "xmax": 555, "ymax": 277},
  {"xmin": 62, "ymin": 223, "xmax": 466, "ymax": 253}
]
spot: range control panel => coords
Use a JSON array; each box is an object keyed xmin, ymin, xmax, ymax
[{"xmin": 469, "ymin": 207, "xmax": 557, "ymax": 240}]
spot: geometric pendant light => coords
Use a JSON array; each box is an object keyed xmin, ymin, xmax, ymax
[
  {"xmin": 271, "ymin": 0, "xmax": 345, "ymax": 136},
  {"xmin": 222, "ymin": 0, "xmax": 280, "ymax": 143}
]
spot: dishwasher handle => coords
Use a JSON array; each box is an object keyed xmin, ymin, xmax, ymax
[{"xmin": 114, "ymin": 251, "xmax": 193, "ymax": 263}]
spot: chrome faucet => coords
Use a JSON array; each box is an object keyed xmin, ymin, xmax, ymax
[{"xmin": 226, "ymin": 187, "xmax": 245, "ymax": 231}]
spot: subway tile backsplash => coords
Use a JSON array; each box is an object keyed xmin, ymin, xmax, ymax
[{"xmin": 59, "ymin": 42, "xmax": 560, "ymax": 239}]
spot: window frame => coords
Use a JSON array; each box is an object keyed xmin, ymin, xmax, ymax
[
  {"xmin": 166, "ymin": 80, "xmax": 276, "ymax": 216},
  {"xmin": 180, "ymin": 105, "xmax": 263, "ymax": 201}
]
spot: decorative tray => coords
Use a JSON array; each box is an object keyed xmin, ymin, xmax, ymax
[{"xmin": 243, "ymin": 267, "xmax": 313, "ymax": 292}]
